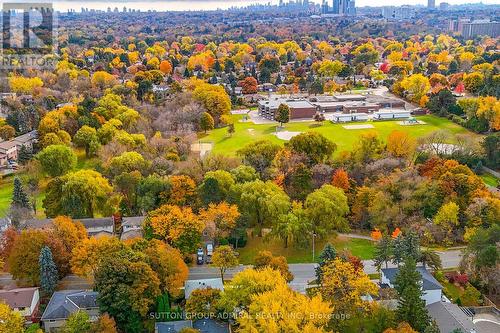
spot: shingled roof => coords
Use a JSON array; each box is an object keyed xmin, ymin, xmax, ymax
[
  {"xmin": 41, "ymin": 290, "xmax": 98, "ymax": 321},
  {"xmin": 381, "ymin": 266, "xmax": 443, "ymax": 291}
]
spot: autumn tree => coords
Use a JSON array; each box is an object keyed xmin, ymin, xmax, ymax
[
  {"xmin": 254, "ymin": 251, "xmax": 293, "ymax": 282},
  {"xmin": 237, "ymin": 283, "xmax": 332, "ymax": 333},
  {"xmin": 199, "ymin": 112, "xmax": 215, "ymax": 133},
  {"xmin": 63, "ymin": 310, "xmax": 91, "ymax": 333},
  {"xmin": 331, "ymin": 168, "xmax": 350, "ymax": 192},
  {"xmin": 0, "ymin": 125, "xmax": 15, "ymax": 140},
  {"xmin": 400, "ymin": 74, "xmax": 431, "ymax": 105},
  {"xmin": 199, "ymin": 202, "xmax": 240, "ymax": 239},
  {"xmin": 36, "ymin": 145, "xmax": 77, "ymax": 177},
  {"xmin": 0, "ymin": 302, "xmax": 24, "ymax": 333},
  {"xmin": 383, "ymin": 322, "xmax": 418, "ymax": 333},
  {"xmin": 240, "ymin": 77, "xmax": 258, "ymax": 94},
  {"xmin": 433, "ymin": 201, "xmax": 459, "ymax": 243},
  {"xmin": 218, "ymin": 268, "xmax": 284, "ymax": 313},
  {"xmin": 212, "ymin": 245, "xmax": 238, "ymax": 281},
  {"xmin": 144, "ymin": 204, "xmax": 204, "ymax": 254},
  {"xmin": 159, "ymin": 60, "xmax": 173, "ymax": 75},
  {"xmin": 387, "ymin": 130, "xmax": 417, "ymax": 159},
  {"xmin": 70, "ymin": 236, "xmax": 125, "ymax": 279},
  {"xmin": 320, "ymin": 258, "xmax": 377, "ymax": 316},
  {"xmin": 185, "ymin": 288, "xmax": 221, "ymax": 319}
]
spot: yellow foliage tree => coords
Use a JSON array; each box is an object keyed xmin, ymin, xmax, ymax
[
  {"xmin": 8, "ymin": 76, "xmax": 43, "ymax": 94},
  {"xmin": 199, "ymin": 202, "xmax": 240, "ymax": 239},
  {"xmin": 386, "ymin": 130, "xmax": 417, "ymax": 159},
  {"xmin": 0, "ymin": 303, "xmax": 24, "ymax": 333}
]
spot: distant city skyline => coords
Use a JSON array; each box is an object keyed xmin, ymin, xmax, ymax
[{"xmin": 8, "ymin": 0, "xmax": 497, "ymax": 12}]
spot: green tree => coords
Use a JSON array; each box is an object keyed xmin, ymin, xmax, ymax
[
  {"xmin": 287, "ymin": 132, "xmax": 336, "ymax": 165},
  {"xmin": 212, "ymin": 245, "xmax": 238, "ymax": 281},
  {"xmin": 94, "ymin": 256, "xmax": 161, "ymax": 332},
  {"xmin": 36, "ymin": 145, "xmax": 77, "ymax": 177},
  {"xmin": 419, "ymin": 249, "xmax": 442, "ymax": 271},
  {"xmin": 43, "ymin": 170, "xmax": 113, "ymax": 218},
  {"xmin": 237, "ymin": 140, "xmax": 281, "ymax": 177},
  {"xmin": 73, "ymin": 125, "xmax": 100, "ymax": 157},
  {"xmin": 304, "ymin": 185, "xmax": 349, "ymax": 237},
  {"xmin": 108, "ymin": 151, "xmax": 149, "ymax": 178},
  {"xmin": 63, "ymin": 311, "xmax": 91, "ymax": 333},
  {"xmin": 39, "ymin": 245, "xmax": 58, "ymax": 295},
  {"xmin": 199, "ymin": 112, "xmax": 215, "ymax": 133},
  {"xmin": 374, "ymin": 235, "xmax": 393, "ymax": 270},
  {"xmin": 274, "ymin": 104, "xmax": 290, "ymax": 127},
  {"xmin": 395, "ymin": 258, "xmax": 430, "ymax": 332},
  {"xmin": 231, "ymin": 180, "xmax": 290, "ymax": 236}
]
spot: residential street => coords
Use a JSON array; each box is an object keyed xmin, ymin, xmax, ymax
[{"xmin": 0, "ymin": 249, "xmax": 463, "ymax": 293}]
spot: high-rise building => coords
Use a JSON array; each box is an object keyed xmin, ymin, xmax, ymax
[
  {"xmin": 332, "ymin": 0, "xmax": 355, "ymax": 15},
  {"xmin": 428, "ymin": 0, "xmax": 436, "ymax": 9}
]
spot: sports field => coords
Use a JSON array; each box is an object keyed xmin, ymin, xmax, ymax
[{"xmin": 200, "ymin": 114, "xmax": 480, "ymax": 156}]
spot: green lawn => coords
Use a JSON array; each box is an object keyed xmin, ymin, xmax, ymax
[
  {"xmin": 0, "ymin": 149, "xmax": 99, "ymax": 218},
  {"xmin": 480, "ymin": 173, "xmax": 499, "ymax": 187},
  {"xmin": 201, "ymin": 114, "xmax": 479, "ymax": 156},
  {"xmin": 442, "ymin": 281, "xmax": 464, "ymax": 302},
  {"xmin": 237, "ymin": 233, "xmax": 375, "ymax": 264}
]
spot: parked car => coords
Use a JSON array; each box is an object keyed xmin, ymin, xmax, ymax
[
  {"xmin": 205, "ymin": 243, "xmax": 214, "ymax": 263},
  {"xmin": 196, "ymin": 248, "xmax": 204, "ymax": 265}
]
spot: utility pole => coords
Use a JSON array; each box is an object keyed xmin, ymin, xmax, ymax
[{"xmin": 312, "ymin": 232, "xmax": 317, "ymax": 262}]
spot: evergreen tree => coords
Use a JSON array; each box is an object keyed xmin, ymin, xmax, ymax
[
  {"xmin": 183, "ymin": 67, "xmax": 191, "ymax": 78},
  {"xmin": 374, "ymin": 235, "xmax": 393, "ymax": 270},
  {"xmin": 17, "ymin": 145, "xmax": 32, "ymax": 165},
  {"xmin": 395, "ymin": 258, "xmax": 430, "ymax": 332},
  {"xmin": 213, "ymin": 59, "xmax": 222, "ymax": 72},
  {"xmin": 392, "ymin": 232, "xmax": 421, "ymax": 266},
  {"xmin": 12, "ymin": 177, "xmax": 30, "ymax": 209},
  {"xmin": 275, "ymin": 75, "xmax": 282, "ymax": 85},
  {"xmin": 39, "ymin": 246, "xmax": 58, "ymax": 295},
  {"xmin": 315, "ymin": 244, "xmax": 337, "ymax": 283}
]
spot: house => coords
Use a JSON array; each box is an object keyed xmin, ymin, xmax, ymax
[
  {"xmin": 193, "ymin": 319, "xmax": 230, "ymax": 333},
  {"xmin": 120, "ymin": 216, "xmax": 145, "ymax": 240},
  {"xmin": 155, "ymin": 319, "xmax": 230, "ymax": 333},
  {"xmin": 374, "ymin": 109, "xmax": 412, "ymax": 120},
  {"xmin": 0, "ymin": 140, "xmax": 19, "ymax": 166},
  {"xmin": 41, "ymin": 290, "xmax": 99, "ymax": 333},
  {"xmin": 26, "ymin": 217, "xmax": 115, "ymax": 238},
  {"xmin": 155, "ymin": 320, "xmax": 193, "ymax": 333},
  {"xmin": 381, "ymin": 266, "xmax": 443, "ymax": 305},
  {"xmin": 13, "ymin": 130, "xmax": 38, "ymax": 152},
  {"xmin": 427, "ymin": 301, "xmax": 477, "ymax": 333},
  {"xmin": 0, "ymin": 287, "xmax": 40, "ymax": 323},
  {"xmin": 184, "ymin": 278, "xmax": 224, "ymax": 300}
]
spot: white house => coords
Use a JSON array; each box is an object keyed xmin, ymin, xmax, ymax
[
  {"xmin": 120, "ymin": 216, "xmax": 145, "ymax": 240},
  {"xmin": 0, "ymin": 287, "xmax": 40, "ymax": 324},
  {"xmin": 381, "ymin": 266, "xmax": 443, "ymax": 305}
]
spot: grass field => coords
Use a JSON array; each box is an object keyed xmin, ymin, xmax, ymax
[
  {"xmin": 480, "ymin": 173, "xmax": 499, "ymax": 187},
  {"xmin": 237, "ymin": 233, "xmax": 375, "ymax": 264},
  {"xmin": 200, "ymin": 114, "xmax": 479, "ymax": 156}
]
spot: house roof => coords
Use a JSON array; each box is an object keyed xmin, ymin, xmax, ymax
[
  {"xmin": 41, "ymin": 290, "xmax": 98, "ymax": 321},
  {"xmin": 121, "ymin": 216, "xmax": 145, "ymax": 227},
  {"xmin": 184, "ymin": 278, "xmax": 224, "ymax": 300},
  {"xmin": 26, "ymin": 217, "xmax": 114, "ymax": 230},
  {"xmin": 381, "ymin": 266, "xmax": 443, "ymax": 291},
  {"xmin": 0, "ymin": 140, "xmax": 18, "ymax": 150},
  {"xmin": 427, "ymin": 301, "xmax": 477, "ymax": 333},
  {"xmin": 193, "ymin": 319, "xmax": 230, "ymax": 333},
  {"xmin": 155, "ymin": 320, "xmax": 192, "ymax": 333},
  {"xmin": 13, "ymin": 131, "xmax": 38, "ymax": 144},
  {"xmin": 0, "ymin": 287, "xmax": 38, "ymax": 308},
  {"xmin": 120, "ymin": 229, "xmax": 143, "ymax": 241}
]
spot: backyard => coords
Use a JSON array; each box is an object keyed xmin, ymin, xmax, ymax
[
  {"xmin": 236, "ymin": 233, "xmax": 375, "ymax": 264},
  {"xmin": 199, "ymin": 114, "xmax": 481, "ymax": 156}
]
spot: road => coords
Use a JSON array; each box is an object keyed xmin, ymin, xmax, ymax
[{"xmin": 0, "ymin": 250, "xmax": 463, "ymax": 294}]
